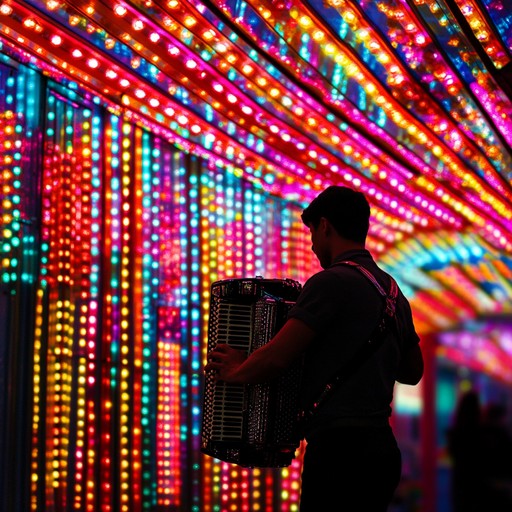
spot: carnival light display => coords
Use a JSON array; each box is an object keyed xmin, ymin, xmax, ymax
[{"xmin": 0, "ymin": 0, "xmax": 511, "ymax": 510}]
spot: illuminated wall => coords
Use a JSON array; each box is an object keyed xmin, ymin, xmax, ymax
[{"xmin": 0, "ymin": 56, "xmax": 316, "ymax": 511}]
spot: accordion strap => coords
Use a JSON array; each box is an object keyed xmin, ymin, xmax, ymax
[
  {"xmin": 299, "ymin": 260, "xmax": 398, "ymax": 426},
  {"xmin": 336, "ymin": 260, "xmax": 398, "ymax": 318}
]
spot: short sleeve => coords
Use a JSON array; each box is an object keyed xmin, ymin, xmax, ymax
[{"xmin": 287, "ymin": 271, "xmax": 345, "ymax": 334}]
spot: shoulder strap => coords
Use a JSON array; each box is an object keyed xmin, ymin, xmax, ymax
[
  {"xmin": 298, "ymin": 261, "xmax": 398, "ymax": 428},
  {"xmin": 332, "ymin": 260, "xmax": 398, "ymax": 318}
]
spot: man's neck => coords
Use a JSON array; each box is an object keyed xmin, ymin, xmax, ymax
[
  {"xmin": 331, "ymin": 240, "xmax": 364, "ymax": 256},
  {"xmin": 327, "ymin": 240, "xmax": 365, "ymax": 266}
]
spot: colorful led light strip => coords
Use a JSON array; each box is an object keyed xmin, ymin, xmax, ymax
[
  {"xmin": 0, "ymin": 110, "xmax": 19, "ymax": 285},
  {"xmin": 452, "ymin": 0, "xmax": 510, "ymax": 68},
  {"xmin": 1, "ymin": 0, "xmax": 511, "ymax": 258}
]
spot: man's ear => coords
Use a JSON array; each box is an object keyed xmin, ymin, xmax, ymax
[{"xmin": 320, "ymin": 217, "xmax": 331, "ymax": 234}]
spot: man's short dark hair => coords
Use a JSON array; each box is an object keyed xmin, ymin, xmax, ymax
[{"xmin": 301, "ymin": 186, "xmax": 370, "ymax": 243}]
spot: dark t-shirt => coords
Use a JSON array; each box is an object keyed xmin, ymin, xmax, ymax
[{"xmin": 287, "ymin": 249, "xmax": 420, "ymax": 434}]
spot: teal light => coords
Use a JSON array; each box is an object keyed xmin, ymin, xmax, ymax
[
  {"xmin": 437, "ymin": 377, "xmax": 457, "ymax": 417},
  {"xmin": 263, "ymin": 173, "xmax": 274, "ymax": 184},
  {"xmin": 299, "ymin": 33, "xmax": 311, "ymax": 61}
]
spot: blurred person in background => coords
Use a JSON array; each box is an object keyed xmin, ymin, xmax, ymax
[
  {"xmin": 480, "ymin": 402, "xmax": 512, "ymax": 511},
  {"xmin": 447, "ymin": 390, "xmax": 486, "ymax": 512},
  {"xmin": 447, "ymin": 391, "xmax": 512, "ymax": 512}
]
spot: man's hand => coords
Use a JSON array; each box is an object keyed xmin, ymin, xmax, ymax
[
  {"xmin": 204, "ymin": 318, "xmax": 315, "ymax": 384},
  {"xmin": 204, "ymin": 344, "xmax": 247, "ymax": 383}
]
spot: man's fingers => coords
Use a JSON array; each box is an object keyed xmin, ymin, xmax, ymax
[
  {"xmin": 207, "ymin": 352, "xmax": 225, "ymax": 363},
  {"xmin": 204, "ymin": 359, "xmax": 221, "ymax": 371},
  {"xmin": 206, "ymin": 344, "xmax": 227, "ymax": 358},
  {"xmin": 206, "ymin": 344, "xmax": 238, "ymax": 363}
]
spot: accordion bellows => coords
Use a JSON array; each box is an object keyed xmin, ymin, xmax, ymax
[{"xmin": 201, "ymin": 277, "xmax": 303, "ymax": 468}]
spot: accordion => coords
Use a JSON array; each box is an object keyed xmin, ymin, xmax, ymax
[{"xmin": 201, "ymin": 277, "xmax": 303, "ymax": 468}]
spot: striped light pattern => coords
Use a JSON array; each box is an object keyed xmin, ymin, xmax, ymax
[
  {"xmin": 0, "ymin": 0, "xmax": 510, "ymax": 339},
  {"xmin": 0, "ymin": 60, "xmax": 315, "ymax": 511}
]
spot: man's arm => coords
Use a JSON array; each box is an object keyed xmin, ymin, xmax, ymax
[
  {"xmin": 204, "ymin": 318, "xmax": 316, "ymax": 384},
  {"xmin": 396, "ymin": 343, "xmax": 423, "ymax": 385}
]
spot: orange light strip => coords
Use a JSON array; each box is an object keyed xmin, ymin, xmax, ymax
[
  {"xmin": 452, "ymin": 0, "xmax": 510, "ymax": 68},
  {"xmin": 157, "ymin": 328, "xmax": 182, "ymax": 509}
]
